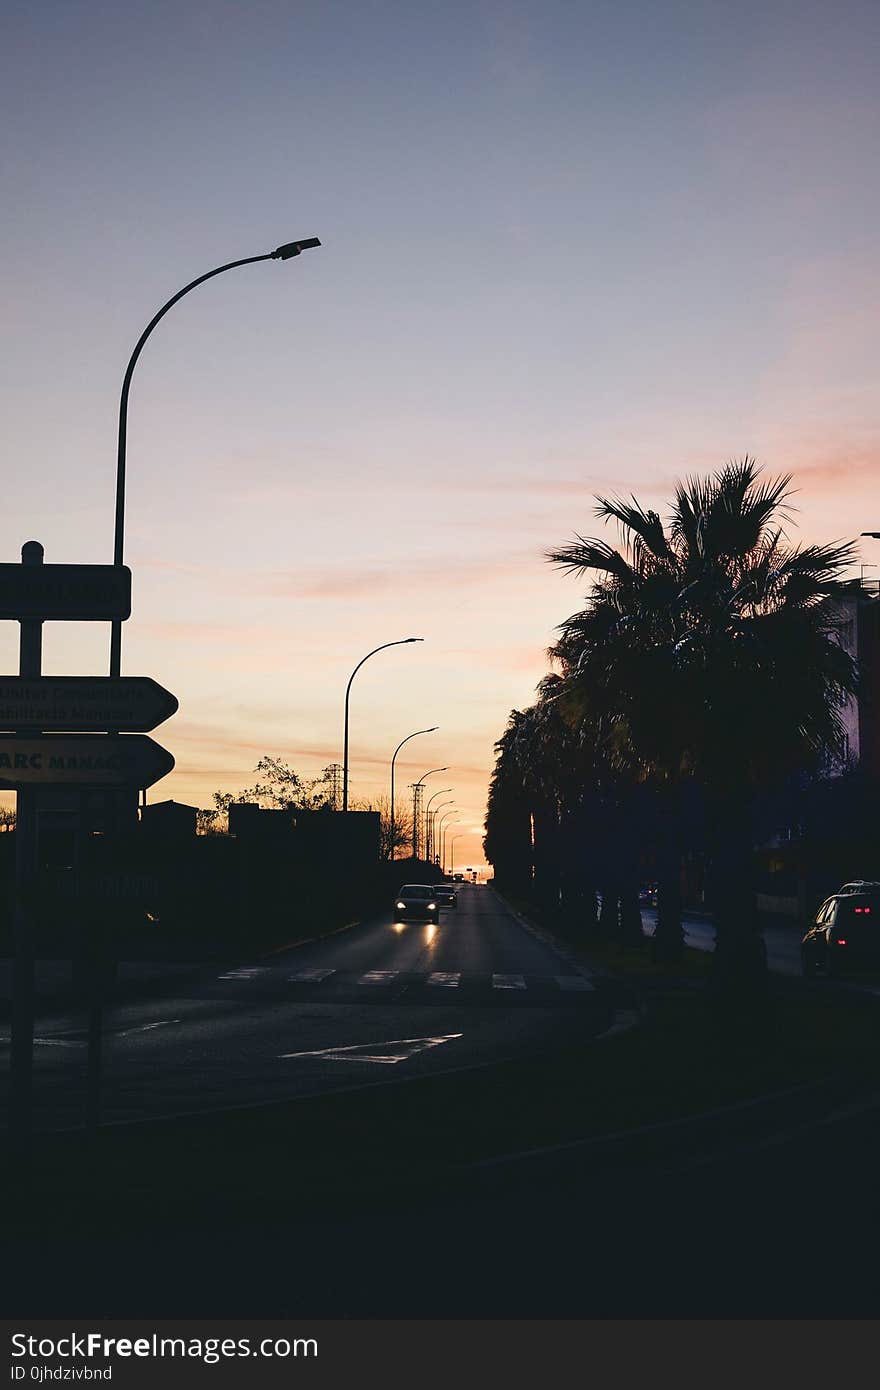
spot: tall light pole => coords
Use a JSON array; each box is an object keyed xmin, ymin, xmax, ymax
[
  {"xmin": 449, "ymin": 834, "xmax": 463, "ymax": 877},
  {"xmin": 423, "ymin": 787, "xmax": 452, "ymax": 864},
  {"xmin": 343, "ymin": 639, "xmax": 423, "ymax": 811},
  {"xmin": 390, "ymin": 726, "xmax": 437, "ymax": 859},
  {"xmin": 110, "ymin": 237, "xmax": 321, "ymax": 679},
  {"xmin": 427, "ymin": 800, "xmax": 454, "ymax": 864},
  {"xmin": 439, "ymin": 812, "xmax": 460, "ymax": 871},
  {"xmin": 412, "ymin": 767, "xmax": 447, "ymax": 859}
]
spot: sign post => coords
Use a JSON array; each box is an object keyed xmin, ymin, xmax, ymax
[
  {"xmin": 3, "ymin": 543, "xmax": 177, "ymax": 1141},
  {"xmin": 11, "ymin": 542, "xmax": 43, "ymax": 1158}
]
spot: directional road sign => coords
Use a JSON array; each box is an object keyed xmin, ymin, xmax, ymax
[
  {"xmin": 0, "ymin": 676, "xmax": 178, "ymax": 732},
  {"xmin": 0, "ymin": 564, "xmax": 131, "ymax": 621},
  {"xmin": 0, "ymin": 735, "xmax": 174, "ymax": 789}
]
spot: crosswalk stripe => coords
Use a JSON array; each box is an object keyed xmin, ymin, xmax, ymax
[
  {"xmin": 217, "ymin": 967, "xmax": 265, "ymax": 980},
  {"xmin": 492, "ymin": 973, "xmax": 526, "ymax": 990},
  {"xmin": 288, "ymin": 968, "xmax": 336, "ymax": 983},
  {"xmin": 427, "ymin": 972, "xmax": 461, "ymax": 988},
  {"xmin": 359, "ymin": 970, "xmax": 400, "ymax": 984},
  {"xmin": 556, "ymin": 975, "xmax": 595, "ymax": 992}
]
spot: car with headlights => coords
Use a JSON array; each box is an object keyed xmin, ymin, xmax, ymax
[
  {"xmin": 432, "ymin": 883, "xmax": 457, "ymax": 909},
  {"xmin": 801, "ymin": 891, "xmax": 880, "ymax": 977},
  {"xmin": 393, "ymin": 884, "xmax": 440, "ymax": 923}
]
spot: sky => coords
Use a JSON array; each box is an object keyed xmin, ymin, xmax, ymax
[{"xmin": 3, "ymin": 0, "xmax": 880, "ymax": 870}]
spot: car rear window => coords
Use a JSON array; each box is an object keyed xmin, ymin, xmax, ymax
[
  {"xmin": 400, "ymin": 885, "xmax": 431, "ymax": 898},
  {"xmin": 836, "ymin": 898, "xmax": 880, "ymax": 923}
]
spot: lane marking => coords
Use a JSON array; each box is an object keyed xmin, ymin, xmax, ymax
[
  {"xmin": 118, "ymin": 1019, "xmax": 181, "ymax": 1036},
  {"xmin": 0, "ymin": 1034, "xmax": 84, "ymax": 1048},
  {"xmin": 279, "ymin": 1033, "xmax": 463, "ymax": 1065},
  {"xmin": 288, "ymin": 968, "xmax": 336, "ymax": 983},
  {"xmin": 427, "ymin": 972, "xmax": 461, "ymax": 988},
  {"xmin": 492, "ymin": 973, "xmax": 526, "ymax": 990},
  {"xmin": 556, "ymin": 975, "xmax": 595, "ymax": 992},
  {"xmin": 358, "ymin": 970, "xmax": 400, "ymax": 984},
  {"xmin": 217, "ymin": 967, "xmax": 265, "ymax": 981}
]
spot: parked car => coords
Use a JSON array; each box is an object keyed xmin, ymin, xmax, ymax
[
  {"xmin": 801, "ymin": 891, "xmax": 880, "ymax": 977},
  {"xmin": 432, "ymin": 883, "xmax": 457, "ymax": 909},
  {"xmin": 393, "ymin": 884, "xmax": 440, "ymax": 924}
]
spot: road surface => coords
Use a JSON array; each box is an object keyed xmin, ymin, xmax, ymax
[{"xmin": 1, "ymin": 883, "xmax": 623, "ymax": 1132}]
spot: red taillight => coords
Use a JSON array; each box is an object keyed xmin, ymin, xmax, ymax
[
  {"xmin": 855, "ymin": 906, "xmax": 871, "ymax": 914},
  {"xmin": 836, "ymin": 937, "xmax": 848, "ymax": 946}
]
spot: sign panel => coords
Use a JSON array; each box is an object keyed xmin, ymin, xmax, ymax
[
  {"xmin": 0, "ymin": 676, "xmax": 178, "ymax": 732},
  {"xmin": 0, "ymin": 735, "xmax": 174, "ymax": 789},
  {"xmin": 0, "ymin": 564, "xmax": 131, "ymax": 621}
]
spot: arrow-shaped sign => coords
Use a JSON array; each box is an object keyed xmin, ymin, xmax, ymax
[
  {"xmin": 0, "ymin": 676, "xmax": 178, "ymax": 733},
  {"xmin": 0, "ymin": 734, "xmax": 174, "ymax": 789}
]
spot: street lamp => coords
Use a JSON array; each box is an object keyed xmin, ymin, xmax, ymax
[
  {"xmin": 427, "ymin": 800, "xmax": 454, "ymax": 864},
  {"xmin": 110, "ymin": 237, "xmax": 321, "ymax": 678},
  {"xmin": 412, "ymin": 767, "xmax": 447, "ymax": 859},
  {"xmin": 449, "ymin": 834, "xmax": 463, "ymax": 877},
  {"xmin": 343, "ymin": 639, "xmax": 424, "ymax": 811},
  {"xmin": 438, "ymin": 811, "xmax": 460, "ymax": 870},
  {"xmin": 390, "ymin": 726, "xmax": 437, "ymax": 859},
  {"xmin": 423, "ymin": 787, "xmax": 452, "ymax": 862}
]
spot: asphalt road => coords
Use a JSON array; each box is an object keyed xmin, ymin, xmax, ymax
[{"xmin": 1, "ymin": 883, "xmax": 621, "ymax": 1132}]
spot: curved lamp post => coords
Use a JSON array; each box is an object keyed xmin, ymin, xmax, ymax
[
  {"xmin": 412, "ymin": 767, "xmax": 447, "ymax": 859},
  {"xmin": 438, "ymin": 812, "xmax": 460, "ymax": 871},
  {"xmin": 427, "ymin": 800, "xmax": 454, "ymax": 864},
  {"xmin": 423, "ymin": 787, "xmax": 452, "ymax": 863},
  {"xmin": 343, "ymin": 639, "xmax": 423, "ymax": 811},
  {"xmin": 449, "ymin": 834, "xmax": 463, "ymax": 877},
  {"xmin": 390, "ymin": 726, "xmax": 437, "ymax": 859},
  {"xmin": 110, "ymin": 237, "xmax": 321, "ymax": 678}
]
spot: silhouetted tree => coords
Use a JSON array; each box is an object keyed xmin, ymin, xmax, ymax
[{"xmin": 548, "ymin": 458, "xmax": 857, "ymax": 987}]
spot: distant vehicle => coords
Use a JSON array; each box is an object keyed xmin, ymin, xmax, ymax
[
  {"xmin": 393, "ymin": 884, "xmax": 439, "ymax": 924},
  {"xmin": 801, "ymin": 891, "xmax": 880, "ymax": 977},
  {"xmin": 432, "ymin": 883, "xmax": 457, "ymax": 909},
  {"xmin": 453, "ymin": 873, "xmax": 464, "ymax": 882},
  {"xmin": 639, "ymin": 884, "xmax": 657, "ymax": 906}
]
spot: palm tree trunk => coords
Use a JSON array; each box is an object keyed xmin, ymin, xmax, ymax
[
  {"xmin": 708, "ymin": 793, "xmax": 767, "ymax": 990},
  {"xmin": 619, "ymin": 879, "xmax": 644, "ymax": 947},
  {"xmin": 653, "ymin": 871, "xmax": 684, "ymax": 963}
]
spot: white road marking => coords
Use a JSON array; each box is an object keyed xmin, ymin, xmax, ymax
[
  {"xmin": 492, "ymin": 973, "xmax": 526, "ymax": 990},
  {"xmin": 288, "ymin": 968, "xmax": 336, "ymax": 982},
  {"xmin": 217, "ymin": 968, "xmax": 265, "ymax": 980},
  {"xmin": 427, "ymin": 972, "xmax": 461, "ymax": 988},
  {"xmin": 280, "ymin": 1033, "xmax": 463, "ymax": 1065},
  {"xmin": 358, "ymin": 970, "xmax": 400, "ymax": 984},
  {"xmin": 118, "ymin": 1019, "xmax": 181, "ymax": 1036},
  {"xmin": 556, "ymin": 975, "xmax": 595, "ymax": 992},
  {"xmin": 34, "ymin": 1037, "xmax": 85, "ymax": 1048}
]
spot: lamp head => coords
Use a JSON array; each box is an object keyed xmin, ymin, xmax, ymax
[{"xmin": 272, "ymin": 237, "xmax": 321, "ymax": 260}]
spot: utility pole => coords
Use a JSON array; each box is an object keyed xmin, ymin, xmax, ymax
[{"xmin": 411, "ymin": 783, "xmax": 425, "ymax": 859}]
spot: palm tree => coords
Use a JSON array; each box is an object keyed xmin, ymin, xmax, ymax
[{"xmin": 548, "ymin": 459, "xmax": 857, "ymax": 984}]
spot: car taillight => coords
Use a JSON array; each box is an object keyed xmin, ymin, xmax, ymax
[
  {"xmin": 835, "ymin": 937, "xmax": 848, "ymax": 946},
  {"xmin": 855, "ymin": 907, "xmax": 871, "ymax": 914}
]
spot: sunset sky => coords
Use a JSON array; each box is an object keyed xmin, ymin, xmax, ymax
[{"xmin": 3, "ymin": 0, "xmax": 879, "ymax": 869}]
